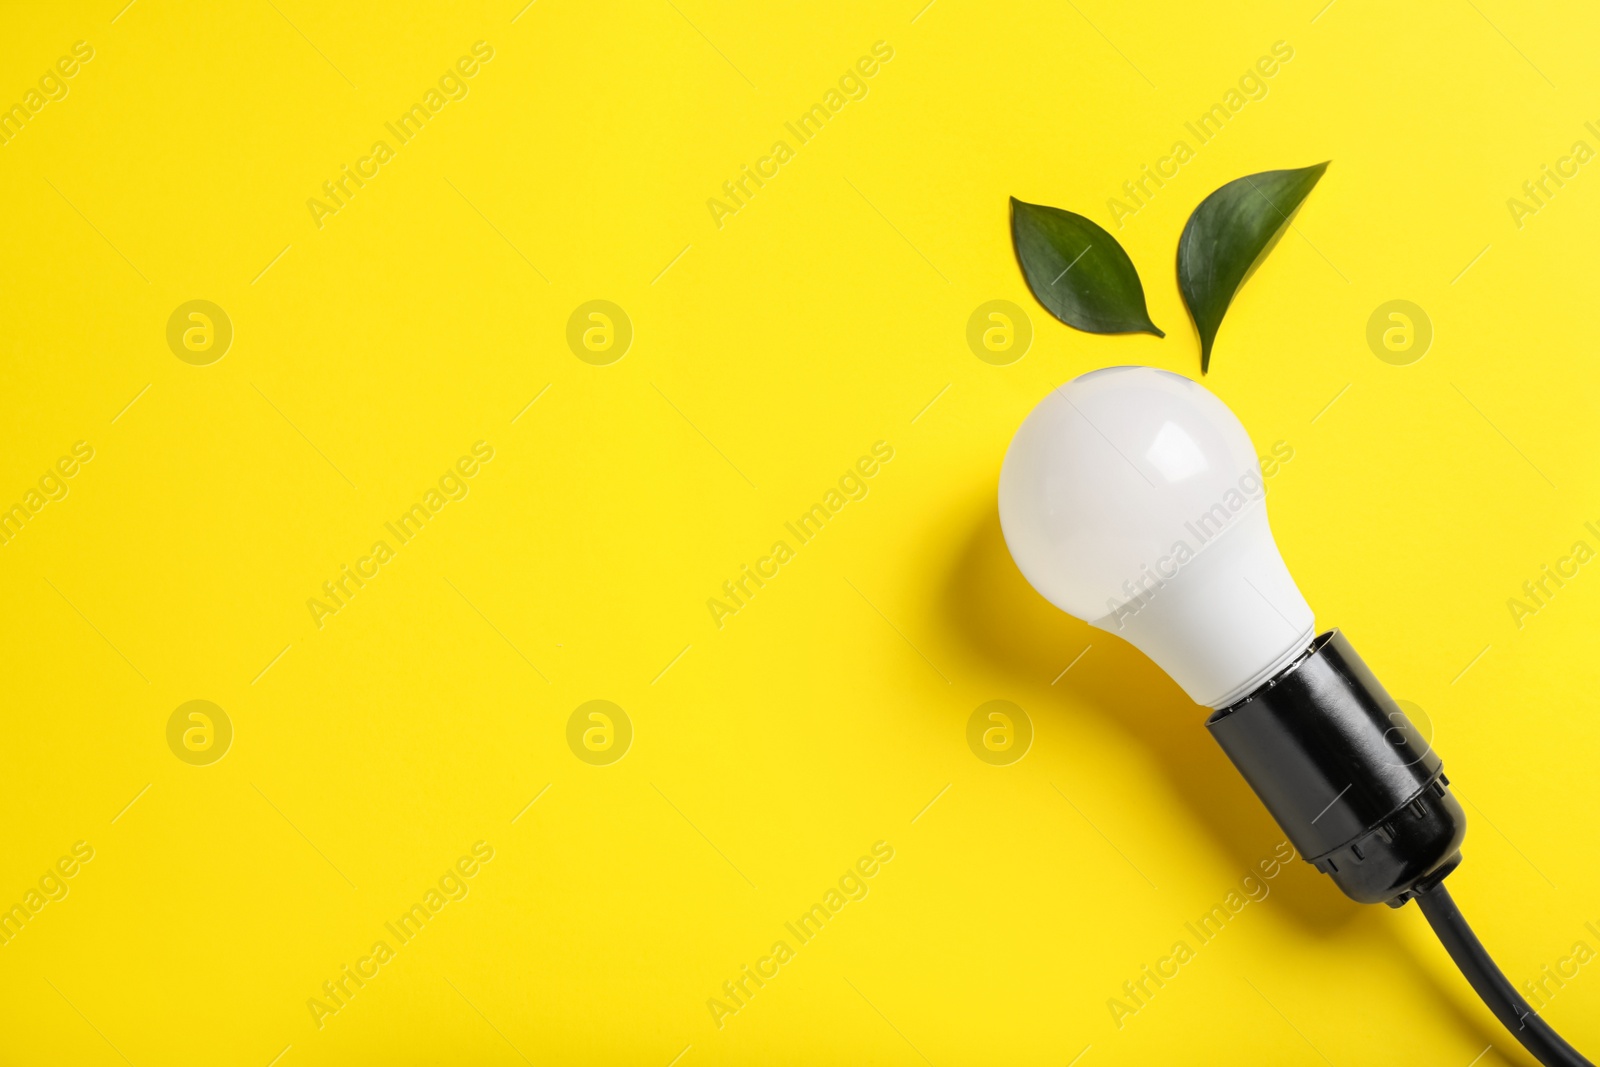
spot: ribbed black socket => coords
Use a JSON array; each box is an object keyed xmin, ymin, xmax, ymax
[{"xmin": 1206, "ymin": 630, "xmax": 1466, "ymax": 906}]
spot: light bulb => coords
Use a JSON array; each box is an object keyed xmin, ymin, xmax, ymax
[
  {"xmin": 997, "ymin": 363, "xmax": 1464, "ymax": 909},
  {"xmin": 998, "ymin": 365, "xmax": 1314, "ymax": 708},
  {"xmin": 993, "ymin": 371, "xmax": 1597, "ymax": 1065}
]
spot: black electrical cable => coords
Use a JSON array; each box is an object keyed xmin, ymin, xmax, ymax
[{"xmin": 1413, "ymin": 882, "xmax": 1592, "ymax": 1067}]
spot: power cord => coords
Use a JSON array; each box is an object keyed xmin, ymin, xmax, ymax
[{"xmin": 1414, "ymin": 882, "xmax": 1593, "ymax": 1067}]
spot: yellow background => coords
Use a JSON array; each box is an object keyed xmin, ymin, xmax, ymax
[{"xmin": 2, "ymin": 0, "xmax": 1598, "ymax": 1063}]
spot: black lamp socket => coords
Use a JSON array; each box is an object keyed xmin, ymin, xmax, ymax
[{"xmin": 1206, "ymin": 629, "xmax": 1466, "ymax": 906}]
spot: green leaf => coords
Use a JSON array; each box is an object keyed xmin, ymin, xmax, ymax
[
  {"xmin": 1010, "ymin": 197, "xmax": 1163, "ymax": 337},
  {"xmin": 1178, "ymin": 162, "xmax": 1330, "ymax": 373}
]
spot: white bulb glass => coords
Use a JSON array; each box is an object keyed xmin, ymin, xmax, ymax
[{"xmin": 998, "ymin": 366, "xmax": 1315, "ymax": 708}]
